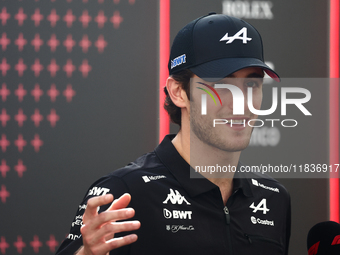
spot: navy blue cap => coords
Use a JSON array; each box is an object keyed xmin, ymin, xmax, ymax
[{"xmin": 168, "ymin": 13, "xmax": 280, "ymax": 81}]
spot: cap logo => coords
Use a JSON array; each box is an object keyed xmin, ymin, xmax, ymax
[
  {"xmin": 171, "ymin": 54, "xmax": 186, "ymax": 69},
  {"xmin": 220, "ymin": 27, "xmax": 252, "ymax": 44}
]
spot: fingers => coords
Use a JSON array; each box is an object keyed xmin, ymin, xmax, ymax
[
  {"xmin": 84, "ymin": 234, "xmax": 138, "ymax": 255},
  {"xmin": 83, "ymin": 194, "xmax": 114, "ymax": 222},
  {"xmin": 102, "ymin": 221, "xmax": 140, "ymax": 238},
  {"xmin": 81, "ymin": 220, "xmax": 140, "ymax": 249},
  {"xmin": 80, "ymin": 193, "xmax": 141, "ymax": 255},
  {"xmin": 86, "ymin": 207, "xmax": 136, "ymax": 232},
  {"xmin": 106, "ymin": 234, "xmax": 138, "ymax": 250},
  {"xmin": 95, "ymin": 220, "xmax": 140, "ymax": 244},
  {"xmin": 84, "ymin": 193, "xmax": 132, "ymax": 222},
  {"xmin": 108, "ymin": 193, "xmax": 132, "ymax": 211}
]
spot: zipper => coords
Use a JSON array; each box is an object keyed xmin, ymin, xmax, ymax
[
  {"xmin": 224, "ymin": 206, "xmax": 233, "ymax": 255},
  {"xmin": 224, "ymin": 206, "xmax": 230, "ymax": 224},
  {"xmin": 244, "ymin": 233, "xmax": 281, "ymax": 246}
]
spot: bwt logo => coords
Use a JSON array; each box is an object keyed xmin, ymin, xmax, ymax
[
  {"xmin": 87, "ymin": 186, "xmax": 110, "ymax": 196},
  {"xmin": 196, "ymin": 83, "xmax": 312, "ymax": 128},
  {"xmin": 163, "ymin": 208, "xmax": 193, "ymax": 220}
]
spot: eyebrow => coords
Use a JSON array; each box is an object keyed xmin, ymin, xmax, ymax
[{"xmin": 227, "ymin": 72, "xmax": 264, "ymax": 78}]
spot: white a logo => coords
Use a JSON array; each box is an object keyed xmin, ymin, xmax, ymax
[
  {"xmin": 249, "ymin": 198, "xmax": 270, "ymax": 214},
  {"xmin": 220, "ymin": 27, "xmax": 252, "ymax": 44},
  {"xmin": 163, "ymin": 189, "xmax": 191, "ymax": 205}
]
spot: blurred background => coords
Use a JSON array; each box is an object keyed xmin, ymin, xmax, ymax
[{"xmin": 0, "ymin": 0, "xmax": 339, "ymax": 254}]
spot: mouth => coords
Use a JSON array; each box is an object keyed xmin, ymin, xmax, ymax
[
  {"xmin": 225, "ymin": 118, "xmax": 250, "ymax": 129},
  {"xmin": 228, "ymin": 119, "xmax": 246, "ymax": 124}
]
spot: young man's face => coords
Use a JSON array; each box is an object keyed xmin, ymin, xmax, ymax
[{"xmin": 189, "ymin": 67, "xmax": 264, "ymax": 152}]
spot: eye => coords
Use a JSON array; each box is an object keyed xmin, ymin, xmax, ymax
[
  {"xmin": 245, "ymin": 77, "xmax": 263, "ymax": 88},
  {"xmin": 246, "ymin": 81, "xmax": 259, "ymax": 87}
]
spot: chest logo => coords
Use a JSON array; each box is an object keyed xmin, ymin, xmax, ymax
[
  {"xmin": 87, "ymin": 186, "xmax": 110, "ymax": 197},
  {"xmin": 163, "ymin": 208, "xmax": 193, "ymax": 219},
  {"xmin": 249, "ymin": 198, "xmax": 270, "ymax": 214},
  {"xmin": 163, "ymin": 189, "xmax": 191, "ymax": 205}
]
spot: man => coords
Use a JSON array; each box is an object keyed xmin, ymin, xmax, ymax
[{"xmin": 56, "ymin": 13, "xmax": 291, "ymax": 255}]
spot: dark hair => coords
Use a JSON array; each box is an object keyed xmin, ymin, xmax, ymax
[{"xmin": 163, "ymin": 69, "xmax": 194, "ymax": 126}]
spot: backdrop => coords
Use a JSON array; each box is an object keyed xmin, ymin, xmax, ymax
[{"xmin": 0, "ymin": 0, "xmax": 339, "ymax": 255}]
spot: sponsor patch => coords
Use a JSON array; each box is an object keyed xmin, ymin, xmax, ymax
[
  {"xmin": 67, "ymin": 234, "xmax": 81, "ymax": 240},
  {"xmin": 171, "ymin": 54, "xmax": 186, "ymax": 69},
  {"xmin": 163, "ymin": 208, "xmax": 192, "ymax": 220},
  {"xmin": 249, "ymin": 198, "xmax": 270, "ymax": 214},
  {"xmin": 163, "ymin": 189, "xmax": 191, "ymax": 205},
  {"xmin": 166, "ymin": 225, "xmax": 195, "ymax": 233},
  {"xmin": 87, "ymin": 186, "xmax": 110, "ymax": 196},
  {"xmin": 251, "ymin": 179, "xmax": 280, "ymax": 193},
  {"xmin": 142, "ymin": 175, "xmax": 166, "ymax": 183},
  {"xmin": 220, "ymin": 27, "xmax": 252, "ymax": 44},
  {"xmin": 250, "ymin": 216, "xmax": 275, "ymax": 226},
  {"xmin": 78, "ymin": 204, "xmax": 87, "ymax": 211}
]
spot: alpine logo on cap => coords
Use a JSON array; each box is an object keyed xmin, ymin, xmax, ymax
[
  {"xmin": 171, "ymin": 54, "xmax": 186, "ymax": 69},
  {"xmin": 220, "ymin": 27, "xmax": 252, "ymax": 44}
]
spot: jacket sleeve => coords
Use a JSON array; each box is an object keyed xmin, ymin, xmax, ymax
[{"xmin": 55, "ymin": 174, "xmax": 131, "ymax": 255}]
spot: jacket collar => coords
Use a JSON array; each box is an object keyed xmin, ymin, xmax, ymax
[{"xmin": 155, "ymin": 134, "xmax": 253, "ymax": 198}]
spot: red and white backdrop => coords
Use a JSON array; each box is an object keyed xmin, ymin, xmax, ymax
[
  {"xmin": 0, "ymin": 0, "xmax": 159, "ymax": 254},
  {"xmin": 0, "ymin": 0, "xmax": 339, "ymax": 255}
]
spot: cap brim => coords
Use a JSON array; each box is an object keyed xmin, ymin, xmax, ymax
[{"xmin": 189, "ymin": 58, "xmax": 280, "ymax": 82}]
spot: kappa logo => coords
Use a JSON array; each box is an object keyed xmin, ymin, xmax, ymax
[
  {"xmin": 220, "ymin": 27, "xmax": 252, "ymax": 44},
  {"xmin": 249, "ymin": 198, "xmax": 270, "ymax": 214},
  {"xmin": 251, "ymin": 179, "xmax": 280, "ymax": 193},
  {"xmin": 163, "ymin": 189, "xmax": 191, "ymax": 205}
]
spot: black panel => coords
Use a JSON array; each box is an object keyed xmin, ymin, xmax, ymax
[{"xmin": 0, "ymin": 0, "xmax": 158, "ymax": 254}]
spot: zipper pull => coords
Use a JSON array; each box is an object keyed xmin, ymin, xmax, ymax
[
  {"xmin": 224, "ymin": 206, "xmax": 230, "ymax": 225},
  {"xmin": 245, "ymin": 233, "xmax": 252, "ymax": 244}
]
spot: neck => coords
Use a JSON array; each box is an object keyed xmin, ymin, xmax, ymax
[{"xmin": 172, "ymin": 128, "xmax": 241, "ymax": 205}]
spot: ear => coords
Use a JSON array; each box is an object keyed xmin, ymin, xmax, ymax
[{"xmin": 166, "ymin": 77, "xmax": 189, "ymax": 109}]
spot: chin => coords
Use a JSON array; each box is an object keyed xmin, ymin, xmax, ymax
[
  {"xmin": 215, "ymin": 140, "xmax": 250, "ymax": 152},
  {"xmin": 196, "ymin": 133, "xmax": 251, "ymax": 152}
]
